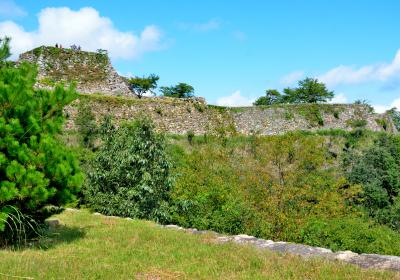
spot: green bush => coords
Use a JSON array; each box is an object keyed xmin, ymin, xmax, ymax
[
  {"xmin": 346, "ymin": 134, "xmax": 400, "ymax": 230},
  {"xmin": 300, "ymin": 218, "xmax": 400, "ymax": 255},
  {"xmin": 0, "ymin": 38, "xmax": 83, "ymax": 246},
  {"xmin": 168, "ymin": 134, "xmax": 357, "ymax": 240},
  {"xmin": 85, "ymin": 116, "xmax": 173, "ymax": 223}
]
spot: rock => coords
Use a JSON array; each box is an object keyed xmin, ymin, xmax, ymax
[
  {"xmin": 233, "ymin": 234, "xmax": 257, "ymax": 243},
  {"xmin": 334, "ymin": 251, "xmax": 359, "ymax": 261},
  {"xmin": 164, "ymin": 225, "xmax": 183, "ymax": 230},
  {"xmin": 93, "ymin": 212, "xmax": 102, "ymax": 216},
  {"xmin": 347, "ymin": 254, "xmax": 400, "ymax": 271},
  {"xmin": 45, "ymin": 219, "xmax": 59, "ymax": 228},
  {"xmin": 162, "ymin": 223, "xmax": 400, "ymax": 271},
  {"xmin": 216, "ymin": 236, "xmax": 231, "ymax": 243},
  {"xmin": 65, "ymin": 208, "xmax": 78, "ymax": 212}
]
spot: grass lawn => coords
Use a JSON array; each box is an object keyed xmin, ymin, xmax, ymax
[{"xmin": 0, "ymin": 210, "xmax": 398, "ymax": 280}]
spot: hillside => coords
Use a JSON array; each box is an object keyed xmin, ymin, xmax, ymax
[{"xmin": 0, "ymin": 210, "xmax": 397, "ymax": 280}]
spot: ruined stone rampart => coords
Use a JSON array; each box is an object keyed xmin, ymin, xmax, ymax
[{"xmin": 65, "ymin": 95, "xmax": 396, "ymax": 135}]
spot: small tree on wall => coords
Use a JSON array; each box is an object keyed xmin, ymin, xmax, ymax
[
  {"xmin": 281, "ymin": 78, "xmax": 334, "ymax": 103},
  {"xmin": 253, "ymin": 78, "xmax": 335, "ymax": 106},
  {"xmin": 160, "ymin": 83, "xmax": 195, "ymax": 98},
  {"xmin": 128, "ymin": 74, "xmax": 160, "ymax": 98},
  {"xmin": 254, "ymin": 89, "xmax": 281, "ymax": 106}
]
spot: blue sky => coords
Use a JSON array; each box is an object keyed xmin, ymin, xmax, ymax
[{"xmin": 1, "ymin": 0, "xmax": 400, "ymax": 111}]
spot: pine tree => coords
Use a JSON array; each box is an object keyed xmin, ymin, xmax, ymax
[{"xmin": 0, "ymin": 37, "xmax": 83, "ymax": 244}]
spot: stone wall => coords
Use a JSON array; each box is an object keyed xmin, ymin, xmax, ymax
[
  {"xmin": 65, "ymin": 94, "xmax": 396, "ymax": 135},
  {"xmin": 18, "ymin": 46, "xmax": 132, "ymax": 96}
]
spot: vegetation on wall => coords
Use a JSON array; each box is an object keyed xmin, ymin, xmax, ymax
[{"xmin": 27, "ymin": 46, "xmax": 110, "ymax": 86}]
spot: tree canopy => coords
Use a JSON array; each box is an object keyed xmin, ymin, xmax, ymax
[
  {"xmin": 160, "ymin": 83, "xmax": 194, "ymax": 98},
  {"xmin": 254, "ymin": 78, "xmax": 334, "ymax": 106},
  {"xmin": 253, "ymin": 89, "xmax": 281, "ymax": 106},
  {"xmin": 127, "ymin": 74, "xmax": 159, "ymax": 99},
  {"xmin": 282, "ymin": 78, "xmax": 334, "ymax": 103}
]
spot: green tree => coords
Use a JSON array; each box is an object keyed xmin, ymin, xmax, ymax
[
  {"xmin": 253, "ymin": 89, "xmax": 281, "ymax": 106},
  {"xmin": 85, "ymin": 116, "xmax": 173, "ymax": 222},
  {"xmin": 160, "ymin": 83, "xmax": 194, "ymax": 98},
  {"xmin": 128, "ymin": 74, "xmax": 159, "ymax": 99},
  {"xmin": 346, "ymin": 134, "xmax": 400, "ymax": 230},
  {"xmin": 0, "ymin": 37, "xmax": 83, "ymax": 245},
  {"xmin": 281, "ymin": 78, "xmax": 334, "ymax": 103}
]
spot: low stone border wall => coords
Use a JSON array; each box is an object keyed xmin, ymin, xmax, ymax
[
  {"xmin": 163, "ymin": 224, "xmax": 400, "ymax": 271},
  {"xmin": 62, "ymin": 209, "xmax": 400, "ymax": 271}
]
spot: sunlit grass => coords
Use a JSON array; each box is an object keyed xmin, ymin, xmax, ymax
[{"xmin": 0, "ymin": 210, "xmax": 398, "ymax": 279}]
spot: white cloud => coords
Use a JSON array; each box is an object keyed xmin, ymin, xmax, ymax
[
  {"xmin": 0, "ymin": 0, "xmax": 26, "ymax": 17},
  {"xmin": 329, "ymin": 93, "xmax": 348, "ymax": 104},
  {"xmin": 373, "ymin": 97, "xmax": 400, "ymax": 113},
  {"xmin": 280, "ymin": 71, "xmax": 304, "ymax": 85},
  {"xmin": 318, "ymin": 50, "xmax": 400, "ymax": 87},
  {"xmin": 178, "ymin": 18, "xmax": 221, "ymax": 32},
  {"xmin": 0, "ymin": 7, "xmax": 165, "ymax": 60},
  {"xmin": 216, "ymin": 90, "xmax": 255, "ymax": 107}
]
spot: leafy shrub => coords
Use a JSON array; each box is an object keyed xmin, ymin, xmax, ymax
[
  {"xmin": 85, "ymin": 116, "xmax": 173, "ymax": 222},
  {"xmin": 346, "ymin": 134, "xmax": 400, "ymax": 230},
  {"xmin": 186, "ymin": 130, "xmax": 194, "ymax": 145},
  {"xmin": 375, "ymin": 118, "xmax": 388, "ymax": 131},
  {"xmin": 168, "ymin": 133, "xmax": 358, "ymax": 241},
  {"xmin": 300, "ymin": 217, "xmax": 400, "ymax": 255},
  {"xmin": 333, "ymin": 111, "xmax": 340, "ymax": 119},
  {"xmin": 193, "ymin": 102, "xmax": 205, "ymax": 112},
  {"xmin": 0, "ymin": 38, "xmax": 83, "ymax": 246}
]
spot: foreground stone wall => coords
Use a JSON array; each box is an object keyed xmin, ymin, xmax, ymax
[{"xmin": 65, "ymin": 95, "xmax": 396, "ymax": 135}]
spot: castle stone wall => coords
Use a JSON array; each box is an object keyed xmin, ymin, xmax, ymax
[{"xmin": 65, "ymin": 95, "xmax": 396, "ymax": 135}]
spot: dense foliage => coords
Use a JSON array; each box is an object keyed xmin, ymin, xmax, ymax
[
  {"xmin": 345, "ymin": 134, "xmax": 400, "ymax": 230},
  {"xmin": 160, "ymin": 83, "xmax": 194, "ymax": 98},
  {"xmin": 85, "ymin": 117, "xmax": 173, "ymax": 222},
  {"xmin": 127, "ymin": 74, "xmax": 159, "ymax": 99},
  {"xmin": 254, "ymin": 77, "xmax": 334, "ymax": 105},
  {"xmin": 165, "ymin": 131, "xmax": 400, "ymax": 255},
  {"xmin": 253, "ymin": 89, "xmax": 281, "ymax": 106},
  {"xmin": 0, "ymin": 38, "xmax": 83, "ymax": 245}
]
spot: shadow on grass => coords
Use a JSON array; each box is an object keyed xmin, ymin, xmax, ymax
[
  {"xmin": 0, "ymin": 225, "xmax": 86, "ymax": 251},
  {"xmin": 35, "ymin": 225, "xmax": 86, "ymax": 250}
]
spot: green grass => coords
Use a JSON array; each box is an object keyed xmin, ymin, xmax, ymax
[{"xmin": 0, "ymin": 210, "xmax": 398, "ymax": 279}]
